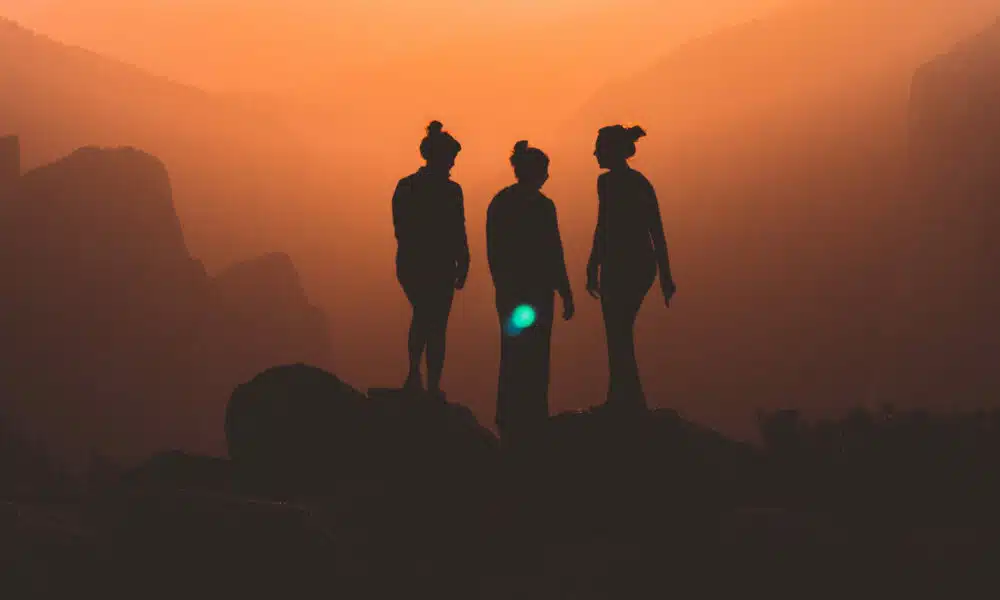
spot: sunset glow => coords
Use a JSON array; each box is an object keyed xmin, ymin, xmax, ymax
[{"xmin": 5, "ymin": 0, "xmax": 1000, "ymax": 461}]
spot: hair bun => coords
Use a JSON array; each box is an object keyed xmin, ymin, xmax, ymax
[
  {"xmin": 512, "ymin": 140, "xmax": 530, "ymax": 155},
  {"xmin": 427, "ymin": 120, "xmax": 444, "ymax": 135},
  {"xmin": 628, "ymin": 125, "xmax": 647, "ymax": 141}
]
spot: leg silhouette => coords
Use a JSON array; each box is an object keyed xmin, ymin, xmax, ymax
[
  {"xmin": 600, "ymin": 267, "xmax": 654, "ymax": 411},
  {"xmin": 603, "ymin": 304, "xmax": 642, "ymax": 407},
  {"xmin": 425, "ymin": 290, "xmax": 455, "ymax": 394},
  {"xmin": 406, "ymin": 310, "xmax": 428, "ymax": 389},
  {"xmin": 402, "ymin": 283, "xmax": 454, "ymax": 392}
]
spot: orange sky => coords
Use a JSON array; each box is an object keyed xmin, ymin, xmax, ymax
[
  {"xmin": 3, "ymin": 0, "xmax": 789, "ymax": 150},
  {"xmin": 7, "ymin": 0, "xmax": 1000, "ymax": 454}
]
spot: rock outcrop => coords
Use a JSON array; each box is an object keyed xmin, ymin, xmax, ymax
[
  {"xmin": 225, "ymin": 364, "xmax": 498, "ymax": 494},
  {"xmin": 911, "ymin": 17, "xmax": 1000, "ymax": 179},
  {"xmin": 0, "ymin": 140, "xmax": 331, "ymax": 466},
  {"xmin": 206, "ymin": 253, "xmax": 330, "ymax": 383},
  {"xmin": 225, "ymin": 364, "xmax": 369, "ymax": 490},
  {"xmin": 872, "ymin": 19, "xmax": 1000, "ymax": 408},
  {"xmin": 0, "ymin": 135, "xmax": 19, "ymax": 191}
]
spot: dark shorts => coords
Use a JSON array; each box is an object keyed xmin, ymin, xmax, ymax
[{"xmin": 397, "ymin": 258, "xmax": 456, "ymax": 316}]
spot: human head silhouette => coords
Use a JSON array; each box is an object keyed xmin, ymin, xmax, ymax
[
  {"xmin": 595, "ymin": 124, "xmax": 646, "ymax": 170},
  {"xmin": 510, "ymin": 140, "xmax": 549, "ymax": 190},
  {"xmin": 420, "ymin": 120, "xmax": 462, "ymax": 175}
]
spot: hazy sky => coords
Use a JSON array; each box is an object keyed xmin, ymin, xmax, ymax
[
  {"xmin": 2, "ymin": 0, "xmax": 789, "ymax": 164},
  {"xmin": 3, "ymin": 0, "xmax": 787, "ymax": 84},
  {"xmin": 7, "ymin": 0, "xmax": 1000, "ymax": 458}
]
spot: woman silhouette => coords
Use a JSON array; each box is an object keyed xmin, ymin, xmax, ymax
[
  {"xmin": 586, "ymin": 125, "xmax": 675, "ymax": 412},
  {"xmin": 487, "ymin": 141, "xmax": 574, "ymax": 444},
  {"xmin": 392, "ymin": 121, "xmax": 470, "ymax": 397}
]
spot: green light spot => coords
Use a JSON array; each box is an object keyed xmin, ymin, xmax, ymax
[{"xmin": 511, "ymin": 304, "xmax": 536, "ymax": 329}]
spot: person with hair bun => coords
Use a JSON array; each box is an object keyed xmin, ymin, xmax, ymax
[
  {"xmin": 391, "ymin": 120, "xmax": 470, "ymax": 398},
  {"xmin": 586, "ymin": 124, "xmax": 676, "ymax": 413},
  {"xmin": 487, "ymin": 140, "xmax": 574, "ymax": 445}
]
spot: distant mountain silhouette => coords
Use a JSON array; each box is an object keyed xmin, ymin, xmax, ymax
[
  {"xmin": 574, "ymin": 0, "xmax": 1000, "ymax": 141},
  {"xmin": 911, "ymin": 16, "xmax": 1000, "ymax": 190},
  {"xmin": 878, "ymin": 18, "xmax": 1000, "ymax": 407},
  {"xmin": 0, "ymin": 134, "xmax": 18, "ymax": 188},
  {"xmin": 548, "ymin": 0, "xmax": 1000, "ymax": 424},
  {"xmin": 15, "ymin": 1, "xmax": 786, "ymax": 138},
  {"xmin": 207, "ymin": 253, "xmax": 330, "ymax": 378},
  {"xmin": 0, "ymin": 139, "xmax": 330, "ymax": 467},
  {"xmin": 0, "ymin": 17, "xmax": 355, "ymax": 271}
]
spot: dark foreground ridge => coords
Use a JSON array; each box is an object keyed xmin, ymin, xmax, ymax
[{"xmin": 4, "ymin": 363, "xmax": 1000, "ymax": 599}]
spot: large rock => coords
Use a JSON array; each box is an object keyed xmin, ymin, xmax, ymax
[
  {"xmin": 225, "ymin": 364, "xmax": 368, "ymax": 490},
  {"xmin": 0, "ymin": 143, "xmax": 332, "ymax": 467},
  {"xmin": 875, "ymin": 18, "xmax": 1000, "ymax": 408},
  {"xmin": 527, "ymin": 408, "xmax": 763, "ymax": 537},
  {"xmin": 364, "ymin": 387, "xmax": 500, "ymax": 482},
  {"xmin": 3, "ymin": 146, "xmax": 204, "ymax": 327},
  {"xmin": 13, "ymin": 146, "xmax": 192, "ymax": 281},
  {"xmin": 225, "ymin": 365, "xmax": 499, "ymax": 494},
  {"xmin": 910, "ymin": 17, "xmax": 1000, "ymax": 180},
  {"xmin": 0, "ymin": 135, "xmax": 19, "ymax": 192},
  {"xmin": 205, "ymin": 253, "xmax": 330, "ymax": 381}
]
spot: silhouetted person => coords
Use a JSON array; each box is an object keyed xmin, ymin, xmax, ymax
[
  {"xmin": 586, "ymin": 125, "xmax": 676, "ymax": 412},
  {"xmin": 392, "ymin": 121, "xmax": 470, "ymax": 397},
  {"xmin": 487, "ymin": 140, "xmax": 574, "ymax": 445}
]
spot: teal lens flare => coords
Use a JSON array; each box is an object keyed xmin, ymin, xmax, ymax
[{"xmin": 505, "ymin": 304, "xmax": 537, "ymax": 336}]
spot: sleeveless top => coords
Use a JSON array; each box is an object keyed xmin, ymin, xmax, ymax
[{"xmin": 392, "ymin": 167, "xmax": 469, "ymax": 278}]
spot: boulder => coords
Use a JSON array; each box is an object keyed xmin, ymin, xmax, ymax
[
  {"xmin": 365, "ymin": 387, "xmax": 499, "ymax": 482},
  {"xmin": 225, "ymin": 366, "xmax": 499, "ymax": 494},
  {"xmin": 225, "ymin": 364, "xmax": 367, "ymax": 490}
]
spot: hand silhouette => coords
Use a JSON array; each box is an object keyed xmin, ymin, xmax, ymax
[
  {"xmin": 562, "ymin": 293, "xmax": 575, "ymax": 320},
  {"xmin": 661, "ymin": 278, "xmax": 676, "ymax": 307},
  {"xmin": 586, "ymin": 266, "xmax": 601, "ymax": 299}
]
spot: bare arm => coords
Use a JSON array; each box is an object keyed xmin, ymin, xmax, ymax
[
  {"xmin": 455, "ymin": 185, "xmax": 471, "ymax": 286},
  {"xmin": 586, "ymin": 177, "xmax": 606, "ymax": 297},
  {"xmin": 486, "ymin": 199, "xmax": 499, "ymax": 283},
  {"xmin": 587, "ymin": 177, "xmax": 606, "ymax": 274},
  {"xmin": 391, "ymin": 179, "xmax": 408, "ymax": 243},
  {"xmin": 547, "ymin": 200, "xmax": 572, "ymax": 300},
  {"xmin": 646, "ymin": 179, "xmax": 674, "ymax": 287}
]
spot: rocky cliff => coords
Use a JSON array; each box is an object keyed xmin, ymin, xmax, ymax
[
  {"xmin": 872, "ymin": 19, "xmax": 1000, "ymax": 408},
  {"xmin": 0, "ymin": 139, "xmax": 331, "ymax": 466}
]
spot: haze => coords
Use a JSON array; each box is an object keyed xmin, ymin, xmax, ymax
[
  {"xmin": 3, "ymin": 0, "xmax": 1000, "ymax": 461},
  {"xmin": 7, "ymin": 1, "xmax": 785, "ymax": 143}
]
